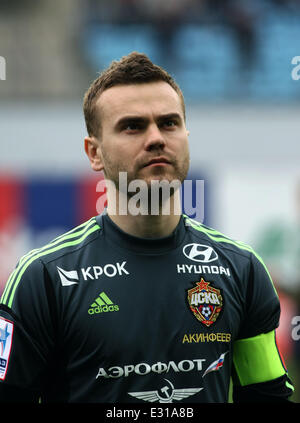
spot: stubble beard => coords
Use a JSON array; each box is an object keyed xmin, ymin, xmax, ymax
[{"xmin": 102, "ymin": 149, "xmax": 190, "ymax": 214}]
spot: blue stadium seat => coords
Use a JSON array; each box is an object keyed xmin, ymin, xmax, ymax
[{"xmin": 82, "ymin": 24, "xmax": 158, "ymax": 70}]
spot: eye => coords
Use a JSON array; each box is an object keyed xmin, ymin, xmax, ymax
[
  {"xmin": 123, "ymin": 122, "xmax": 143, "ymax": 132},
  {"xmin": 126, "ymin": 123, "xmax": 138, "ymax": 130},
  {"xmin": 163, "ymin": 120, "xmax": 177, "ymax": 128}
]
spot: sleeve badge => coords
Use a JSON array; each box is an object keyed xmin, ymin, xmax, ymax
[{"xmin": 0, "ymin": 317, "xmax": 14, "ymax": 380}]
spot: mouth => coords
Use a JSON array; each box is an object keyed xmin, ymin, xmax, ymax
[{"xmin": 143, "ymin": 157, "xmax": 171, "ymax": 168}]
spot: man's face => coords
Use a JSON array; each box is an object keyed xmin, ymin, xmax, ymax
[{"xmin": 91, "ymin": 81, "xmax": 190, "ymax": 193}]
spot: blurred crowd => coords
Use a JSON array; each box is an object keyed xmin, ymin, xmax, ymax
[
  {"xmin": 84, "ymin": 0, "xmax": 300, "ymax": 74},
  {"xmin": 85, "ymin": 0, "xmax": 300, "ymax": 25},
  {"xmin": 1, "ymin": 0, "xmax": 300, "ymax": 99}
]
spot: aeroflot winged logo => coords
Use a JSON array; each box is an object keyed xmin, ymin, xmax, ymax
[
  {"xmin": 183, "ymin": 244, "xmax": 218, "ymax": 263},
  {"xmin": 128, "ymin": 378, "xmax": 203, "ymax": 403}
]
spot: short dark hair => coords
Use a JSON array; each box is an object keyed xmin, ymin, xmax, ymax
[{"xmin": 83, "ymin": 51, "xmax": 185, "ymax": 138}]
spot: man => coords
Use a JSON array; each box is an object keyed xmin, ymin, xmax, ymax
[{"xmin": 0, "ymin": 52, "xmax": 294, "ymax": 403}]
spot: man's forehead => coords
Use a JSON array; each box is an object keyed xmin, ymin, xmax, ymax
[{"xmin": 96, "ymin": 82, "xmax": 184, "ymax": 121}]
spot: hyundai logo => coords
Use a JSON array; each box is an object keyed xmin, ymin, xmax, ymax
[{"xmin": 183, "ymin": 244, "xmax": 218, "ymax": 263}]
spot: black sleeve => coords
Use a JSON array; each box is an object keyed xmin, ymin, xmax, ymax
[
  {"xmin": 0, "ymin": 381, "xmax": 39, "ymax": 403},
  {"xmin": 233, "ymin": 374, "xmax": 294, "ymax": 403},
  {"xmin": 0, "ymin": 258, "xmax": 56, "ymax": 402},
  {"xmin": 232, "ymin": 252, "xmax": 294, "ymax": 402},
  {"xmin": 237, "ymin": 252, "xmax": 280, "ymax": 339}
]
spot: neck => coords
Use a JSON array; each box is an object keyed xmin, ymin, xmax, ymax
[{"xmin": 106, "ymin": 188, "xmax": 182, "ymax": 238}]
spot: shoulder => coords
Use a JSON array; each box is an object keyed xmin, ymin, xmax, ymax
[
  {"xmin": 182, "ymin": 214, "xmax": 275, "ymax": 286},
  {"xmin": 38, "ymin": 216, "xmax": 101, "ymax": 265},
  {"xmin": 183, "ymin": 214, "xmax": 256, "ymax": 258},
  {"xmin": 22, "ymin": 216, "xmax": 100, "ymax": 267},
  {"xmin": 0, "ymin": 216, "xmax": 101, "ymax": 308}
]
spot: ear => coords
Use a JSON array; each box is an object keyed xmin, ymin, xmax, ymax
[{"xmin": 84, "ymin": 136, "xmax": 104, "ymax": 172}]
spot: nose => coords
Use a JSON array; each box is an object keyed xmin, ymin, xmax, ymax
[{"xmin": 144, "ymin": 123, "xmax": 166, "ymax": 151}]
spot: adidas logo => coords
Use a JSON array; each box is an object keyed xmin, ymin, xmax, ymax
[{"xmin": 88, "ymin": 292, "xmax": 119, "ymax": 315}]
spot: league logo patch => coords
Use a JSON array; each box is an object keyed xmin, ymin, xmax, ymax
[
  {"xmin": 187, "ymin": 278, "xmax": 223, "ymax": 327},
  {"xmin": 0, "ymin": 317, "xmax": 14, "ymax": 380}
]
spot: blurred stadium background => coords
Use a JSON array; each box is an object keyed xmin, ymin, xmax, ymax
[{"xmin": 0, "ymin": 0, "xmax": 299, "ymax": 401}]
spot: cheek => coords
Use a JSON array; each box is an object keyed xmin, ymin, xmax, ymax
[
  {"xmin": 173, "ymin": 135, "xmax": 189, "ymax": 159},
  {"xmin": 102, "ymin": 145, "xmax": 135, "ymax": 174}
]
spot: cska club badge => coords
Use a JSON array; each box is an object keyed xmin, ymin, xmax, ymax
[{"xmin": 187, "ymin": 278, "xmax": 223, "ymax": 327}]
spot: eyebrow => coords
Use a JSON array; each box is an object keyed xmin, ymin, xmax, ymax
[{"xmin": 114, "ymin": 113, "xmax": 183, "ymax": 130}]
